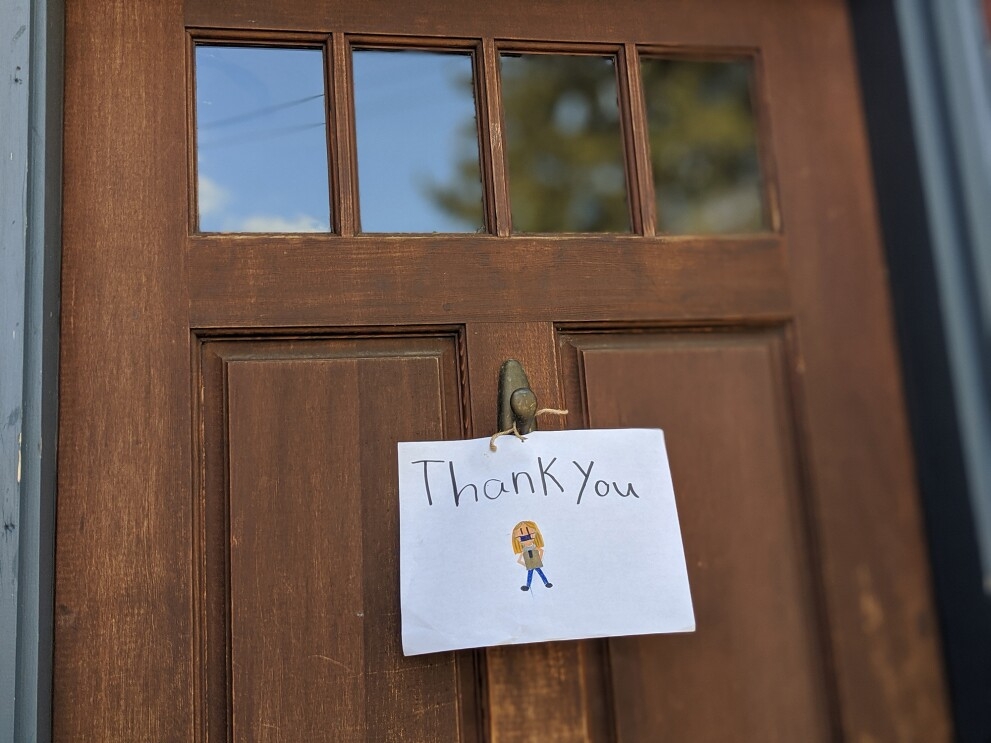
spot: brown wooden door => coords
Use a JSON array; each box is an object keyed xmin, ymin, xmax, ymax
[{"xmin": 56, "ymin": 0, "xmax": 952, "ymax": 740}]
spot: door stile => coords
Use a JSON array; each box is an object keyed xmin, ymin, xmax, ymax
[
  {"xmin": 56, "ymin": 0, "xmax": 194, "ymax": 739},
  {"xmin": 760, "ymin": 7, "xmax": 951, "ymax": 735},
  {"xmin": 465, "ymin": 321, "xmax": 563, "ymax": 441},
  {"xmin": 464, "ymin": 321, "xmax": 613, "ymax": 742}
]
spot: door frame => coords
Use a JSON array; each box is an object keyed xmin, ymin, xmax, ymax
[
  {"xmin": 3, "ymin": 0, "xmax": 990, "ymax": 740},
  {"xmin": 0, "ymin": 0, "xmax": 63, "ymax": 740},
  {"xmin": 851, "ymin": 1, "xmax": 991, "ymax": 739}
]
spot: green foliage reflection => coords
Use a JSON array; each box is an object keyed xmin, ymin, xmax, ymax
[
  {"xmin": 431, "ymin": 54, "xmax": 631, "ymax": 233},
  {"xmin": 500, "ymin": 54, "xmax": 630, "ymax": 232},
  {"xmin": 644, "ymin": 58, "xmax": 765, "ymax": 234},
  {"xmin": 427, "ymin": 55, "xmax": 766, "ymax": 235}
]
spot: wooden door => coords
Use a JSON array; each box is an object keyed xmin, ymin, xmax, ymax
[{"xmin": 56, "ymin": 0, "xmax": 952, "ymax": 740}]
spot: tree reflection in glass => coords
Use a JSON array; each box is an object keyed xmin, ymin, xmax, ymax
[
  {"xmin": 642, "ymin": 58, "xmax": 766, "ymax": 234},
  {"xmin": 432, "ymin": 53, "xmax": 631, "ymax": 234},
  {"xmin": 501, "ymin": 54, "xmax": 630, "ymax": 233}
]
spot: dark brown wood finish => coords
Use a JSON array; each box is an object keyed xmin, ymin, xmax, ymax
[
  {"xmin": 329, "ymin": 33, "xmax": 357, "ymax": 236},
  {"xmin": 765, "ymin": 7, "xmax": 949, "ymax": 737},
  {"xmin": 465, "ymin": 322, "xmax": 614, "ymax": 742},
  {"xmin": 560, "ymin": 329, "xmax": 834, "ymax": 741},
  {"xmin": 621, "ymin": 43, "xmax": 656, "ymax": 237},
  {"xmin": 198, "ymin": 335, "xmax": 471, "ymax": 741},
  {"xmin": 480, "ymin": 38, "xmax": 511, "ymax": 236},
  {"xmin": 58, "ymin": 0, "xmax": 951, "ymax": 741},
  {"xmin": 187, "ymin": 235, "xmax": 790, "ymax": 328},
  {"xmin": 56, "ymin": 0, "xmax": 192, "ymax": 739}
]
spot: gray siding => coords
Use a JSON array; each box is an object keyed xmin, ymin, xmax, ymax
[{"xmin": 1, "ymin": 0, "xmax": 63, "ymax": 740}]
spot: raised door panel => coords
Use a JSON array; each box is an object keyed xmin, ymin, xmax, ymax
[
  {"xmin": 560, "ymin": 329, "xmax": 833, "ymax": 742},
  {"xmin": 198, "ymin": 335, "xmax": 476, "ymax": 742}
]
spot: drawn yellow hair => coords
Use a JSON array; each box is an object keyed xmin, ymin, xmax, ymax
[{"xmin": 511, "ymin": 520, "xmax": 544, "ymax": 554}]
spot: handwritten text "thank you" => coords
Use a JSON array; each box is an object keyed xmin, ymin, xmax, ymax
[{"xmin": 409, "ymin": 457, "xmax": 641, "ymax": 507}]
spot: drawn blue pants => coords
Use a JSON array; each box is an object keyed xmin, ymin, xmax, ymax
[{"xmin": 527, "ymin": 568, "xmax": 549, "ymax": 588}]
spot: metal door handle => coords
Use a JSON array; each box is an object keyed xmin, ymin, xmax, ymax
[{"xmin": 498, "ymin": 359, "xmax": 539, "ymax": 435}]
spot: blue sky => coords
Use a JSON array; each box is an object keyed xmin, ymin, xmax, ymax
[{"xmin": 195, "ymin": 45, "xmax": 481, "ymax": 233}]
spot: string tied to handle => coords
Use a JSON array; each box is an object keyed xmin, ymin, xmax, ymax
[{"xmin": 489, "ymin": 408, "xmax": 570, "ymax": 452}]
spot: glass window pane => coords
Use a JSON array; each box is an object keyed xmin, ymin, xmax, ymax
[
  {"xmin": 641, "ymin": 58, "xmax": 766, "ymax": 234},
  {"xmin": 500, "ymin": 53, "xmax": 630, "ymax": 233},
  {"xmin": 195, "ymin": 45, "xmax": 331, "ymax": 233},
  {"xmin": 353, "ymin": 50, "xmax": 483, "ymax": 233}
]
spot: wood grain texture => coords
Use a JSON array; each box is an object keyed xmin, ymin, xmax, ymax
[
  {"xmin": 183, "ymin": 0, "xmax": 819, "ymax": 46},
  {"xmin": 58, "ymin": 0, "xmax": 952, "ymax": 739},
  {"xmin": 561, "ymin": 329, "xmax": 833, "ymax": 742},
  {"xmin": 187, "ymin": 235, "xmax": 789, "ymax": 329},
  {"xmin": 480, "ymin": 39, "xmax": 511, "ymax": 236},
  {"xmin": 761, "ymin": 4, "xmax": 952, "ymax": 738},
  {"xmin": 229, "ymin": 358, "xmax": 368, "ymax": 741},
  {"xmin": 331, "ymin": 33, "xmax": 358, "ymax": 236},
  {"xmin": 198, "ymin": 335, "xmax": 474, "ymax": 742},
  {"xmin": 464, "ymin": 323, "xmax": 611, "ymax": 743},
  {"xmin": 464, "ymin": 321, "xmax": 563, "ymax": 439},
  {"xmin": 55, "ymin": 0, "xmax": 191, "ymax": 740},
  {"xmin": 620, "ymin": 43, "xmax": 655, "ymax": 237}
]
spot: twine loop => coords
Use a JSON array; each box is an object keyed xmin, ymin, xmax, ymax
[{"xmin": 489, "ymin": 408, "xmax": 570, "ymax": 452}]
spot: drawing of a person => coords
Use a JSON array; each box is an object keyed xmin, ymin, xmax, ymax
[{"xmin": 512, "ymin": 520, "xmax": 553, "ymax": 591}]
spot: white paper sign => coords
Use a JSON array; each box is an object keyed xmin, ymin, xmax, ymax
[{"xmin": 398, "ymin": 429, "xmax": 695, "ymax": 656}]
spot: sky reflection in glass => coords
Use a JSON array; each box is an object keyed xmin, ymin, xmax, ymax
[
  {"xmin": 195, "ymin": 45, "xmax": 331, "ymax": 233},
  {"xmin": 353, "ymin": 50, "xmax": 484, "ymax": 233}
]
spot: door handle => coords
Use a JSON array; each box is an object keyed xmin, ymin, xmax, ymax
[{"xmin": 497, "ymin": 359, "xmax": 539, "ymax": 435}]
